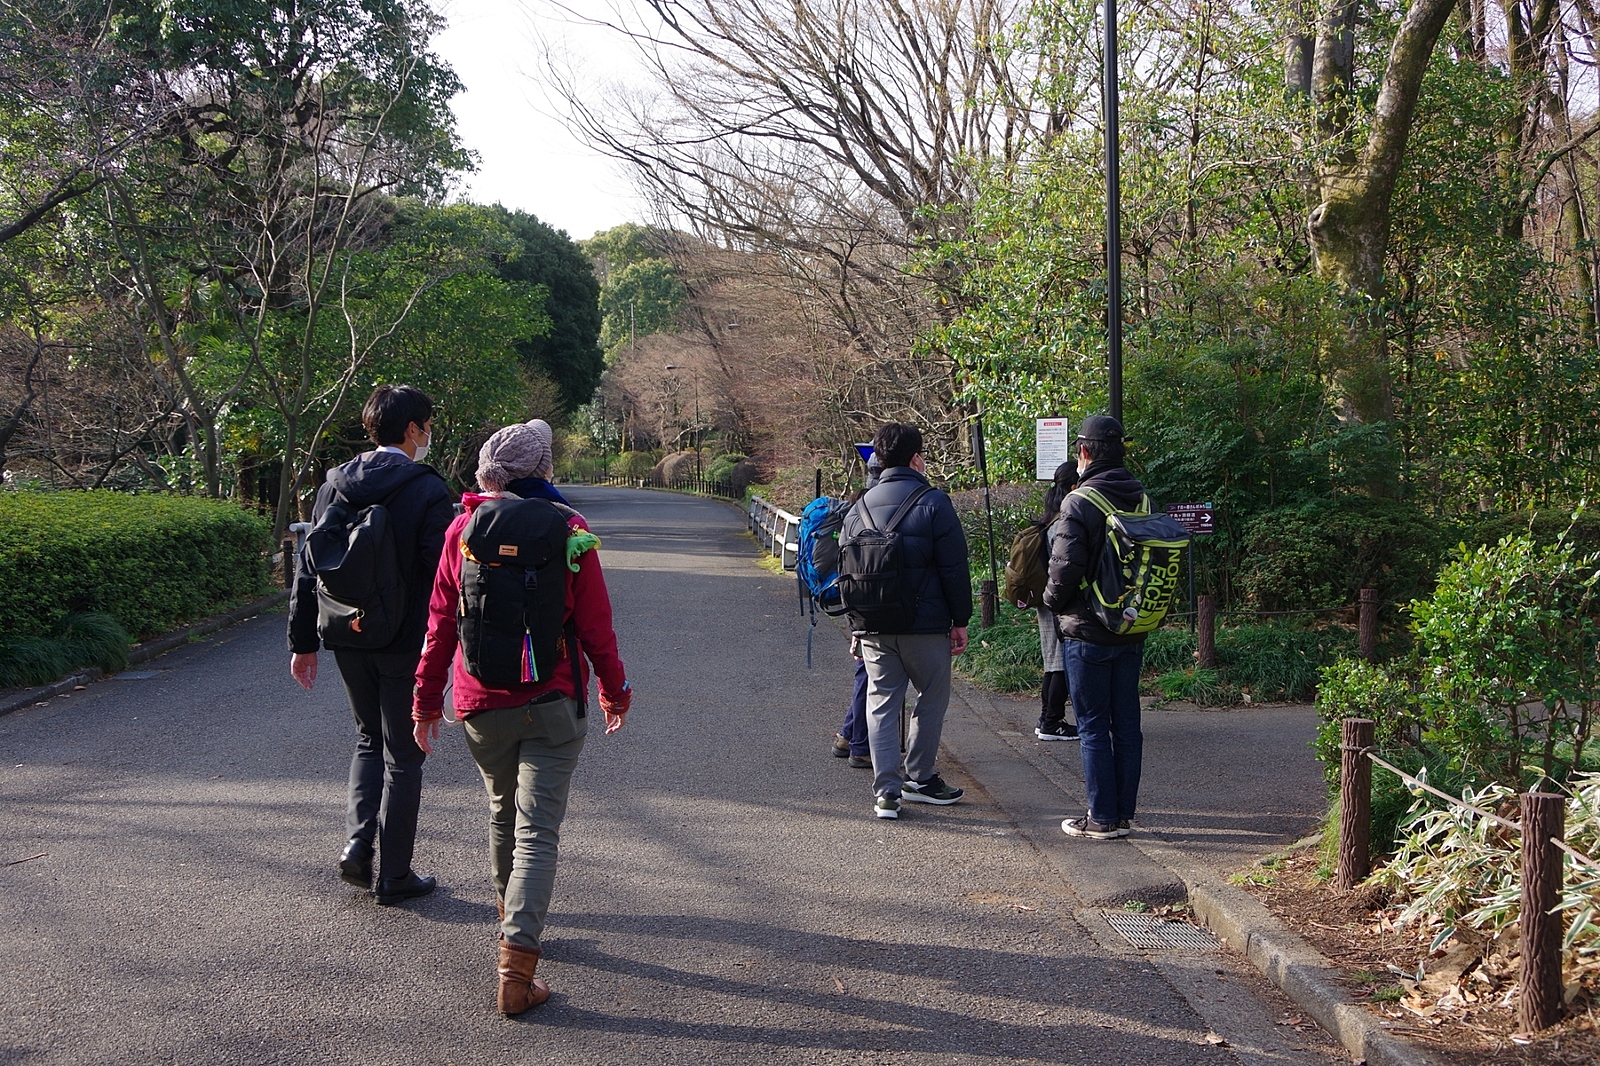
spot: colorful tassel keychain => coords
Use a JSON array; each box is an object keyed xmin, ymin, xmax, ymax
[{"xmin": 520, "ymin": 629, "xmax": 540, "ymax": 683}]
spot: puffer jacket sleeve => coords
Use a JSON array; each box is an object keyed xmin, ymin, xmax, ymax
[
  {"xmin": 566, "ymin": 515, "xmax": 627, "ymax": 701},
  {"xmin": 1042, "ymin": 494, "xmax": 1100, "ymax": 614},
  {"xmin": 286, "ymin": 480, "xmax": 337, "ymax": 654},
  {"xmin": 930, "ymin": 492, "xmax": 973, "ymax": 628}
]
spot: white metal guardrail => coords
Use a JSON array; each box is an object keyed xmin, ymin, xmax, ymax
[{"xmin": 748, "ymin": 495, "xmax": 800, "ymax": 570}]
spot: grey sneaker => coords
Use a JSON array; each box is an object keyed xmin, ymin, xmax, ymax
[
  {"xmin": 848, "ymin": 754, "xmax": 872, "ymax": 768},
  {"xmin": 831, "ymin": 733, "xmax": 850, "ymax": 757},
  {"xmin": 902, "ymin": 774, "xmax": 964, "ymax": 805},
  {"xmin": 1116, "ymin": 820, "xmax": 1132, "ymax": 837},
  {"xmin": 874, "ymin": 794, "xmax": 901, "ymax": 819},
  {"xmin": 1061, "ymin": 817, "xmax": 1120, "ymax": 840},
  {"xmin": 1035, "ymin": 722, "xmax": 1079, "ymax": 741}
]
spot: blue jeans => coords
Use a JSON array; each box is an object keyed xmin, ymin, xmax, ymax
[
  {"xmin": 838, "ymin": 658, "xmax": 870, "ymax": 756},
  {"xmin": 1062, "ymin": 639, "xmax": 1144, "ymax": 824}
]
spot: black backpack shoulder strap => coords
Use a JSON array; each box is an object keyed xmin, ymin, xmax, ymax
[{"xmin": 882, "ymin": 484, "xmax": 934, "ymax": 533}]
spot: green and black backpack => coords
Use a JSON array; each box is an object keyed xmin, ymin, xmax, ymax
[{"xmin": 1072, "ymin": 486, "xmax": 1191, "ymax": 636}]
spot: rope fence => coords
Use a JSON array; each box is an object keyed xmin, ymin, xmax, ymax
[{"xmin": 1336, "ymin": 718, "xmax": 1600, "ymax": 1031}]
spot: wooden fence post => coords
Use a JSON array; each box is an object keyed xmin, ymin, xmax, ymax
[
  {"xmin": 1359, "ymin": 587, "xmax": 1378, "ymax": 662},
  {"xmin": 1196, "ymin": 594, "xmax": 1216, "ymax": 669},
  {"xmin": 1520, "ymin": 792, "xmax": 1566, "ymax": 1032},
  {"xmin": 1336, "ymin": 718, "xmax": 1375, "ymax": 891},
  {"xmin": 980, "ymin": 580, "xmax": 996, "ymax": 629}
]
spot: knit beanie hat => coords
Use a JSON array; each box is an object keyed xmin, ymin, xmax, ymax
[{"xmin": 476, "ymin": 419, "xmax": 554, "ymax": 491}]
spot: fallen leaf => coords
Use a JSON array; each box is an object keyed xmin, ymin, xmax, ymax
[
  {"xmin": 1204, "ymin": 1033, "xmax": 1228, "ymax": 1046},
  {"xmin": 832, "ymin": 977, "xmax": 845, "ymax": 995}
]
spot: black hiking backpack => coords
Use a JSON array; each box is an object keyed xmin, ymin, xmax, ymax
[
  {"xmin": 305, "ymin": 468, "xmax": 432, "ymax": 650},
  {"xmin": 836, "ymin": 484, "xmax": 933, "ymax": 634},
  {"xmin": 457, "ymin": 497, "xmax": 581, "ymax": 704}
]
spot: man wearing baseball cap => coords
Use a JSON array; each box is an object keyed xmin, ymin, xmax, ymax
[{"xmin": 1041, "ymin": 414, "xmax": 1148, "ymax": 840}]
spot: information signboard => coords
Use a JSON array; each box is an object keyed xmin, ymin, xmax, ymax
[
  {"xmin": 1035, "ymin": 418, "xmax": 1071, "ymax": 480},
  {"xmin": 1166, "ymin": 503, "xmax": 1215, "ymax": 535}
]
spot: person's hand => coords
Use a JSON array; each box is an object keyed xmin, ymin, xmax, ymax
[
  {"xmin": 291, "ymin": 652, "xmax": 317, "ymax": 690},
  {"xmin": 414, "ymin": 717, "xmax": 441, "ymax": 755},
  {"xmin": 600, "ymin": 681, "xmax": 631, "ymax": 733},
  {"xmin": 949, "ymin": 626, "xmax": 969, "ymax": 657}
]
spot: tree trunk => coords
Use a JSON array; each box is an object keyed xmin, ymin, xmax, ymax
[{"xmin": 1308, "ymin": 0, "xmax": 1459, "ymax": 425}]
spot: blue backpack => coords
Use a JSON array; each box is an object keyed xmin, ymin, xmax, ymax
[{"xmin": 795, "ymin": 496, "xmax": 851, "ymax": 664}]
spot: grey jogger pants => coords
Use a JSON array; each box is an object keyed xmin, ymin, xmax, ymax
[{"xmin": 859, "ymin": 632, "xmax": 953, "ymax": 799}]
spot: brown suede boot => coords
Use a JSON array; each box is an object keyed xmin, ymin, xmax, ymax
[{"xmin": 497, "ymin": 942, "xmax": 550, "ymax": 1015}]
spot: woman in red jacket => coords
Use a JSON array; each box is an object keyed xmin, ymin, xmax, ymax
[{"xmin": 412, "ymin": 418, "xmax": 630, "ymax": 1015}]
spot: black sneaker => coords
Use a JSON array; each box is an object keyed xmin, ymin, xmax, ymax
[
  {"xmin": 1035, "ymin": 722, "xmax": 1079, "ymax": 741},
  {"xmin": 1061, "ymin": 817, "xmax": 1119, "ymax": 840},
  {"xmin": 902, "ymin": 775, "xmax": 963, "ymax": 805},
  {"xmin": 831, "ymin": 733, "xmax": 850, "ymax": 757},
  {"xmin": 874, "ymin": 794, "xmax": 901, "ymax": 819}
]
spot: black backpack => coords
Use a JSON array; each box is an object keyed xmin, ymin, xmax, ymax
[
  {"xmin": 305, "ymin": 468, "xmax": 432, "ymax": 650},
  {"xmin": 458, "ymin": 497, "xmax": 579, "ymax": 696},
  {"xmin": 836, "ymin": 484, "xmax": 933, "ymax": 634}
]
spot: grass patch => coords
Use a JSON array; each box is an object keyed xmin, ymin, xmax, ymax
[{"xmin": 0, "ymin": 611, "xmax": 131, "ymax": 688}]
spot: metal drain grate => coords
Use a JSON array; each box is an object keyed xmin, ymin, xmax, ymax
[{"xmin": 1101, "ymin": 912, "xmax": 1221, "ymax": 952}]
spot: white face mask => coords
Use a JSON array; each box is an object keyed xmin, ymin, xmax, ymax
[{"xmin": 412, "ymin": 432, "xmax": 431, "ymax": 464}]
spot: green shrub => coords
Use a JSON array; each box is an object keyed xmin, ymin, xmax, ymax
[
  {"xmin": 0, "ymin": 612, "xmax": 132, "ymax": 688},
  {"xmin": 1237, "ymin": 496, "xmax": 1457, "ymax": 612},
  {"xmin": 0, "ymin": 491, "xmax": 272, "ymax": 642},
  {"xmin": 611, "ymin": 451, "xmax": 658, "ymax": 480},
  {"xmin": 1143, "ymin": 621, "xmax": 1354, "ymax": 704},
  {"xmin": 705, "ymin": 452, "xmax": 748, "ymax": 483}
]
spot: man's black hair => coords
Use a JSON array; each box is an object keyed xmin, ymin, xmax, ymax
[
  {"xmin": 871, "ymin": 422, "xmax": 923, "ymax": 468},
  {"xmin": 362, "ymin": 385, "xmax": 433, "ymax": 446},
  {"xmin": 1081, "ymin": 437, "xmax": 1125, "ymax": 464}
]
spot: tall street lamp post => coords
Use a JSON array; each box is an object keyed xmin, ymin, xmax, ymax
[{"xmin": 1105, "ymin": 0, "xmax": 1123, "ymax": 423}]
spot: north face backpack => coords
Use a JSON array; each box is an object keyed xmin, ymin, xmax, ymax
[
  {"xmin": 836, "ymin": 484, "xmax": 933, "ymax": 634},
  {"xmin": 458, "ymin": 497, "xmax": 576, "ymax": 690},
  {"xmin": 1003, "ymin": 522, "xmax": 1050, "ymax": 610},
  {"xmin": 794, "ymin": 495, "xmax": 853, "ymax": 666},
  {"xmin": 1072, "ymin": 486, "xmax": 1191, "ymax": 636},
  {"xmin": 305, "ymin": 468, "xmax": 432, "ymax": 650}
]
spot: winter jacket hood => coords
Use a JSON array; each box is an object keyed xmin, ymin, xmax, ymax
[
  {"xmin": 838, "ymin": 467, "xmax": 972, "ymax": 634},
  {"xmin": 1041, "ymin": 462, "xmax": 1150, "ymax": 646}
]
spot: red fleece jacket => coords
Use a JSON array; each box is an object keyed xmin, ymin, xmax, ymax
[{"xmin": 412, "ymin": 493, "xmax": 627, "ymax": 723}]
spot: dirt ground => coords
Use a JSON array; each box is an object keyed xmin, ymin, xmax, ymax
[{"xmin": 1238, "ymin": 851, "xmax": 1600, "ymax": 1065}]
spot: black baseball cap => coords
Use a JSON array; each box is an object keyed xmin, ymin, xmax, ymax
[{"xmin": 1076, "ymin": 414, "xmax": 1126, "ymax": 442}]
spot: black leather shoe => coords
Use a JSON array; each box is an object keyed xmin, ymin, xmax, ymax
[
  {"xmin": 338, "ymin": 838, "xmax": 373, "ymax": 889},
  {"xmin": 374, "ymin": 872, "xmax": 436, "ymax": 906}
]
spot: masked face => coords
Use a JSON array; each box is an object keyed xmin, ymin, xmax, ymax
[
  {"xmin": 1076, "ymin": 444, "xmax": 1090, "ymax": 475},
  {"xmin": 411, "ymin": 421, "xmax": 432, "ymax": 463}
]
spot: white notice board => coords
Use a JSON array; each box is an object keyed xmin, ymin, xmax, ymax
[{"xmin": 1035, "ymin": 418, "xmax": 1071, "ymax": 480}]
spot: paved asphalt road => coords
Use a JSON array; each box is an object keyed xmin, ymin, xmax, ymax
[{"xmin": 0, "ymin": 487, "xmax": 1342, "ymax": 1066}]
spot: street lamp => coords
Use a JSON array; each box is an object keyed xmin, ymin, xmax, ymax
[
  {"xmin": 662, "ymin": 364, "xmax": 701, "ymax": 478},
  {"xmin": 1104, "ymin": 0, "xmax": 1123, "ymax": 423}
]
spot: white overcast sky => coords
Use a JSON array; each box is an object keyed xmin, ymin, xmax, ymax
[{"xmin": 431, "ymin": 1, "xmax": 646, "ymax": 242}]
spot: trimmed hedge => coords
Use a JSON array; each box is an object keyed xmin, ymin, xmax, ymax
[{"xmin": 0, "ymin": 491, "xmax": 272, "ymax": 641}]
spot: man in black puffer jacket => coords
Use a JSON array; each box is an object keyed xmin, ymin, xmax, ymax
[
  {"xmin": 838, "ymin": 422, "xmax": 972, "ymax": 820},
  {"xmin": 287, "ymin": 385, "xmax": 455, "ymax": 903},
  {"xmin": 1042, "ymin": 414, "xmax": 1147, "ymax": 841}
]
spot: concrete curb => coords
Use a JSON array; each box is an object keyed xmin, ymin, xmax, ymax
[
  {"xmin": 0, "ymin": 590, "xmax": 289, "ymax": 719},
  {"xmin": 1134, "ymin": 838, "xmax": 1443, "ymax": 1066}
]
